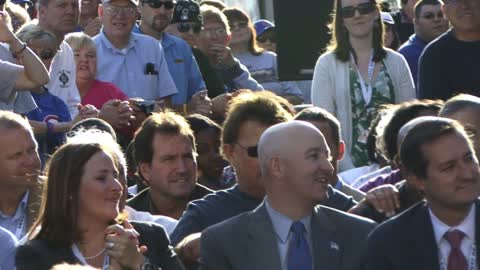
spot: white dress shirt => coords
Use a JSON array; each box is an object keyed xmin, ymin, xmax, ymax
[{"xmin": 429, "ymin": 204, "xmax": 477, "ymax": 270}]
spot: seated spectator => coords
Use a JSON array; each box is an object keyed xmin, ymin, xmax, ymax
[
  {"xmin": 15, "ymin": 24, "xmax": 85, "ymax": 164},
  {"xmin": 65, "ymin": 32, "xmax": 133, "ymax": 130},
  {"xmin": 127, "ymin": 111, "xmax": 213, "ymax": 219},
  {"xmin": 295, "ymin": 107, "xmax": 366, "ymax": 202},
  {"xmin": 185, "ymin": 114, "xmax": 230, "ymax": 190},
  {"xmin": 253, "ymin": 19, "xmax": 276, "ymax": 53},
  {"xmin": 224, "ymin": 8, "xmax": 303, "ymax": 105},
  {"xmin": 15, "ymin": 131, "xmax": 184, "ymax": 270},
  {"xmin": 382, "ymin": 12, "xmax": 400, "ymax": 50},
  {"xmin": 197, "ymin": 5, "xmax": 263, "ymax": 93},
  {"xmin": 398, "ymin": 0, "xmax": 448, "ymax": 85},
  {"xmin": 0, "ymin": 10, "xmax": 48, "ymax": 113},
  {"xmin": 0, "ymin": 226, "xmax": 17, "ymax": 270}
]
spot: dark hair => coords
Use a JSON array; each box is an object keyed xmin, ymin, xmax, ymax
[
  {"xmin": 223, "ymin": 8, "xmax": 263, "ymax": 56},
  {"xmin": 385, "ymin": 24, "xmax": 401, "ymax": 50},
  {"xmin": 382, "ymin": 99, "xmax": 443, "ymax": 161},
  {"xmin": 439, "ymin": 94, "xmax": 480, "ymax": 117},
  {"xmin": 414, "ymin": 0, "xmax": 442, "ymax": 18},
  {"xmin": 221, "ymin": 91, "xmax": 292, "ymax": 158},
  {"xmin": 186, "ymin": 114, "xmax": 221, "ymax": 135},
  {"xmin": 400, "ymin": 117, "xmax": 470, "ymax": 178},
  {"xmin": 31, "ymin": 143, "xmax": 112, "ymax": 247},
  {"xmin": 328, "ymin": 0, "xmax": 386, "ymax": 62},
  {"xmin": 294, "ymin": 107, "xmax": 341, "ymax": 145},
  {"xmin": 133, "ymin": 111, "xmax": 195, "ymax": 165}
]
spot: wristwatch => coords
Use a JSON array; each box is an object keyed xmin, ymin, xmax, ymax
[{"xmin": 140, "ymin": 259, "xmax": 161, "ymax": 270}]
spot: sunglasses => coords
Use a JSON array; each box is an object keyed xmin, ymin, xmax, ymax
[
  {"xmin": 340, "ymin": 2, "xmax": 376, "ymax": 18},
  {"xmin": 177, "ymin": 22, "xmax": 202, "ymax": 34},
  {"xmin": 235, "ymin": 142, "xmax": 258, "ymax": 158},
  {"xmin": 229, "ymin": 21, "xmax": 248, "ymax": 31},
  {"xmin": 257, "ymin": 33, "xmax": 276, "ymax": 43},
  {"xmin": 142, "ymin": 0, "xmax": 175, "ymax": 9},
  {"xmin": 39, "ymin": 49, "xmax": 56, "ymax": 60}
]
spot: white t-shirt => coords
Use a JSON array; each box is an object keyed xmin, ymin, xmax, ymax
[{"xmin": 46, "ymin": 41, "xmax": 81, "ymax": 117}]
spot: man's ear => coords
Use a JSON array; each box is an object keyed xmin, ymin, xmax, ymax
[
  {"xmin": 337, "ymin": 140, "xmax": 346, "ymax": 161},
  {"xmin": 406, "ymin": 171, "xmax": 426, "ymax": 194},
  {"xmin": 270, "ymin": 156, "xmax": 285, "ymax": 180},
  {"xmin": 222, "ymin": 143, "xmax": 234, "ymax": 163},
  {"xmin": 138, "ymin": 162, "xmax": 152, "ymax": 186}
]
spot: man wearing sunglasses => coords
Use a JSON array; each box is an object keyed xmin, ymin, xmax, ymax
[
  {"xmin": 418, "ymin": 0, "xmax": 480, "ymax": 100},
  {"xmin": 398, "ymin": 0, "xmax": 448, "ymax": 85},
  {"xmin": 135, "ymin": 0, "xmax": 212, "ymax": 115}
]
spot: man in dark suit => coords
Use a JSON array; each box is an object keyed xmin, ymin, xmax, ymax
[
  {"xmin": 367, "ymin": 116, "xmax": 480, "ymax": 270},
  {"xmin": 200, "ymin": 121, "xmax": 376, "ymax": 270}
]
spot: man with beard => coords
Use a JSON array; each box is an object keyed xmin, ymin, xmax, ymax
[{"xmin": 135, "ymin": 0, "xmax": 211, "ymax": 115}]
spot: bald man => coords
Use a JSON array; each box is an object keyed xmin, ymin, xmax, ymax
[{"xmin": 199, "ymin": 121, "xmax": 377, "ymax": 270}]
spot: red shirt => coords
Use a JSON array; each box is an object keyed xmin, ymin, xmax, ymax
[{"xmin": 81, "ymin": 79, "xmax": 128, "ymax": 109}]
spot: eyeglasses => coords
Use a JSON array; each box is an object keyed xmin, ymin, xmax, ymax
[
  {"xmin": 203, "ymin": 27, "xmax": 228, "ymax": 37},
  {"xmin": 141, "ymin": 0, "xmax": 175, "ymax": 9},
  {"xmin": 340, "ymin": 2, "xmax": 376, "ymax": 18},
  {"xmin": 257, "ymin": 33, "xmax": 276, "ymax": 43},
  {"xmin": 177, "ymin": 22, "xmax": 202, "ymax": 34},
  {"xmin": 421, "ymin": 11, "xmax": 444, "ymax": 20},
  {"xmin": 235, "ymin": 142, "xmax": 258, "ymax": 158},
  {"xmin": 104, "ymin": 5, "xmax": 137, "ymax": 17},
  {"xmin": 229, "ymin": 21, "xmax": 248, "ymax": 31},
  {"xmin": 38, "ymin": 49, "xmax": 56, "ymax": 60}
]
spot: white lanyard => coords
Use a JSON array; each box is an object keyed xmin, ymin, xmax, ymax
[
  {"xmin": 72, "ymin": 244, "xmax": 110, "ymax": 270},
  {"xmin": 439, "ymin": 244, "xmax": 477, "ymax": 270},
  {"xmin": 350, "ymin": 50, "xmax": 375, "ymax": 106}
]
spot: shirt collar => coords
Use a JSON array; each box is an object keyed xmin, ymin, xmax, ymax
[
  {"xmin": 334, "ymin": 176, "xmax": 344, "ymax": 190},
  {"xmin": 429, "ymin": 203, "xmax": 476, "ymax": 245},
  {"xmin": 411, "ymin": 35, "xmax": 428, "ymax": 47},
  {"xmin": 0, "ymin": 191, "xmax": 29, "ymax": 219},
  {"xmin": 265, "ymin": 198, "xmax": 311, "ymax": 244},
  {"xmin": 99, "ymin": 29, "xmax": 137, "ymax": 53}
]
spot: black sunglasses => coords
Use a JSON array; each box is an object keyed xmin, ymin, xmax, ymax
[
  {"xmin": 257, "ymin": 33, "xmax": 276, "ymax": 43},
  {"xmin": 235, "ymin": 142, "xmax": 258, "ymax": 158},
  {"xmin": 39, "ymin": 49, "xmax": 56, "ymax": 60},
  {"xmin": 177, "ymin": 22, "xmax": 202, "ymax": 34},
  {"xmin": 340, "ymin": 2, "xmax": 376, "ymax": 18},
  {"xmin": 142, "ymin": 0, "xmax": 175, "ymax": 9}
]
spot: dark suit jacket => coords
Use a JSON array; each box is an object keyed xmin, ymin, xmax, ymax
[
  {"xmin": 199, "ymin": 202, "xmax": 377, "ymax": 270},
  {"xmin": 15, "ymin": 221, "xmax": 185, "ymax": 270},
  {"xmin": 366, "ymin": 200, "xmax": 480, "ymax": 270}
]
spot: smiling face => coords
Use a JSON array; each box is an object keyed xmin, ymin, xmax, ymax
[
  {"xmin": 443, "ymin": 0, "xmax": 480, "ymax": 35},
  {"xmin": 414, "ymin": 131, "xmax": 480, "ymax": 212},
  {"xmin": 78, "ymin": 150, "xmax": 123, "ymax": 224},
  {"xmin": 340, "ymin": 0, "xmax": 379, "ymax": 39},
  {"xmin": 73, "ymin": 45, "xmax": 97, "ymax": 81},
  {"xmin": 100, "ymin": 0, "xmax": 137, "ymax": 42},
  {"xmin": 228, "ymin": 19, "xmax": 251, "ymax": 47}
]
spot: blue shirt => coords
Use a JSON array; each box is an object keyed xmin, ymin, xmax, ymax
[
  {"xmin": 265, "ymin": 199, "xmax": 312, "ymax": 270},
  {"xmin": 398, "ymin": 34, "xmax": 427, "ymax": 87},
  {"xmin": 93, "ymin": 30, "xmax": 177, "ymax": 100},
  {"xmin": 0, "ymin": 226, "xmax": 17, "ymax": 270},
  {"xmin": 26, "ymin": 88, "xmax": 71, "ymax": 166},
  {"xmin": 0, "ymin": 191, "xmax": 29, "ymax": 240},
  {"xmin": 132, "ymin": 26, "xmax": 206, "ymax": 105}
]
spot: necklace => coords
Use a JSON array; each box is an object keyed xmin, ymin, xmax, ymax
[{"xmin": 83, "ymin": 247, "xmax": 106, "ymax": 260}]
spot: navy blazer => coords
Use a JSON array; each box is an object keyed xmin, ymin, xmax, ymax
[{"xmin": 366, "ymin": 200, "xmax": 480, "ymax": 270}]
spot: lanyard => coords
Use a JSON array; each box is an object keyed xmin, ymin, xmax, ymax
[
  {"xmin": 72, "ymin": 244, "xmax": 110, "ymax": 270},
  {"xmin": 439, "ymin": 244, "xmax": 477, "ymax": 270},
  {"xmin": 350, "ymin": 50, "xmax": 375, "ymax": 106}
]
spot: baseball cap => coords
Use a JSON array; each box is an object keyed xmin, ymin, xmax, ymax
[
  {"xmin": 254, "ymin": 19, "xmax": 275, "ymax": 37},
  {"xmin": 101, "ymin": 0, "xmax": 138, "ymax": 6},
  {"xmin": 381, "ymin": 12, "xmax": 395, "ymax": 25},
  {"xmin": 171, "ymin": 0, "xmax": 203, "ymax": 25}
]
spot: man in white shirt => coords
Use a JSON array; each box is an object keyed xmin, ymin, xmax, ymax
[{"xmin": 367, "ymin": 116, "xmax": 480, "ymax": 270}]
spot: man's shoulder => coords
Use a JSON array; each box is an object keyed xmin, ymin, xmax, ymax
[
  {"xmin": 202, "ymin": 207, "xmax": 255, "ymax": 237},
  {"xmin": 133, "ymin": 32, "xmax": 162, "ymax": 46},
  {"xmin": 317, "ymin": 204, "xmax": 376, "ymax": 230},
  {"xmin": 422, "ymin": 31, "xmax": 455, "ymax": 56}
]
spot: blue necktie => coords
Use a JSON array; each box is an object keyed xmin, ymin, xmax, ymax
[{"xmin": 287, "ymin": 221, "xmax": 313, "ymax": 270}]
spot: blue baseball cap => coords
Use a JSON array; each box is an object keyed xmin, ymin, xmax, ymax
[{"xmin": 254, "ymin": 19, "xmax": 275, "ymax": 37}]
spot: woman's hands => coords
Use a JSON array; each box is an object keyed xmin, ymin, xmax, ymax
[{"xmin": 105, "ymin": 220, "xmax": 147, "ymax": 270}]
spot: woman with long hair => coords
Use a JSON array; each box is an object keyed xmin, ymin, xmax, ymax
[
  {"xmin": 15, "ymin": 131, "xmax": 184, "ymax": 270},
  {"xmin": 311, "ymin": 0, "xmax": 415, "ymax": 170},
  {"xmin": 223, "ymin": 8, "xmax": 304, "ymax": 105}
]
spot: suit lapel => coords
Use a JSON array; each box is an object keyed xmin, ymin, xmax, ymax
[
  {"xmin": 247, "ymin": 203, "xmax": 283, "ymax": 270},
  {"xmin": 475, "ymin": 200, "xmax": 480, "ymax": 268},
  {"xmin": 411, "ymin": 202, "xmax": 439, "ymax": 270},
  {"xmin": 311, "ymin": 206, "xmax": 341, "ymax": 270}
]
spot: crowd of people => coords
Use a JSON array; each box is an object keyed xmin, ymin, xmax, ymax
[{"xmin": 0, "ymin": 0, "xmax": 480, "ymax": 269}]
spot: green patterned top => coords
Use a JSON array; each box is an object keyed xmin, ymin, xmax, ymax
[{"xmin": 349, "ymin": 62, "xmax": 395, "ymax": 167}]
